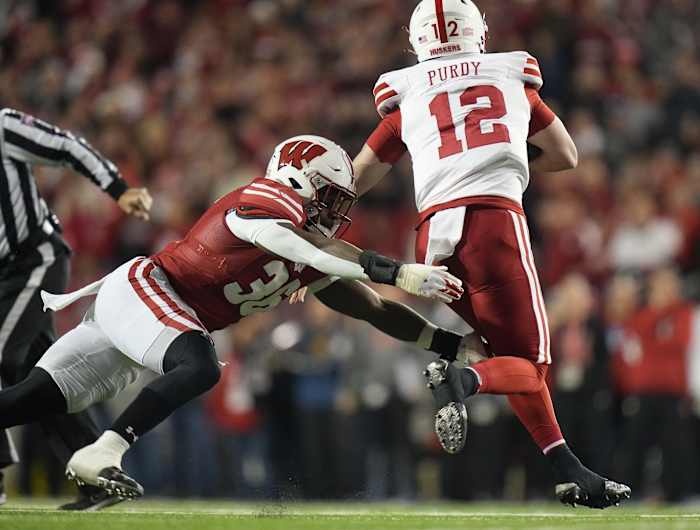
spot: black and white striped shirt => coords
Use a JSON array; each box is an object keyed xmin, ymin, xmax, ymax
[{"xmin": 0, "ymin": 108, "xmax": 127, "ymax": 260}]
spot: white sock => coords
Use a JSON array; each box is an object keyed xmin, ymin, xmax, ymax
[
  {"xmin": 67, "ymin": 430, "xmax": 130, "ymax": 482},
  {"xmin": 95, "ymin": 430, "xmax": 130, "ymax": 466}
]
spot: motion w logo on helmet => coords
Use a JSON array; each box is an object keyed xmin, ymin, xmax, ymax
[{"xmin": 277, "ymin": 141, "xmax": 327, "ymax": 170}]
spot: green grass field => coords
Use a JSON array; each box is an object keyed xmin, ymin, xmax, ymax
[{"xmin": 2, "ymin": 499, "xmax": 700, "ymax": 530}]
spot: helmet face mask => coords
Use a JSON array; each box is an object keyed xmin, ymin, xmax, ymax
[
  {"xmin": 265, "ymin": 135, "xmax": 357, "ymax": 239},
  {"xmin": 409, "ymin": 0, "xmax": 488, "ymax": 63},
  {"xmin": 304, "ymin": 173, "xmax": 357, "ymax": 239}
]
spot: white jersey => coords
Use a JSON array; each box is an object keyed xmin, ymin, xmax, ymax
[{"xmin": 373, "ymin": 51, "xmax": 544, "ymax": 216}]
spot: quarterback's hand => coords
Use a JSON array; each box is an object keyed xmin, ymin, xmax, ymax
[
  {"xmin": 395, "ymin": 264, "xmax": 463, "ymax": 303},
  {"xmin": 118, "ymin": 188, "xmax": 153, "ymax": 221}
]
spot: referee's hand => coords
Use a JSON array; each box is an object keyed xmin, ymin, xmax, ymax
[{"xmin": 118, "ymin": 188, "xmax": 153, "ymax": 221}]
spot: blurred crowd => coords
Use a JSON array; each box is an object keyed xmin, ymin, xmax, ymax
[{"xmin": 3, "ymin": 0, "xmax": 700, "ymax": 503}]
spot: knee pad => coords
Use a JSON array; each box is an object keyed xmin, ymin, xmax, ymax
[
  {"xmin": 189, "ymin": 347, "xmax": 221, "ymax": 391},
  {"xmin": 472, "ymin": 356, "xmax": 548, "ymax": 395},
  {"xmin": 520, "ymin": 362, "xmax": 547, "ymax": 392},
  {"xmin": 163, "ymin": 332, "xmax": 220, "ymax": 392}
]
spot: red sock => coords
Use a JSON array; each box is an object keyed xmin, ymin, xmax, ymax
[
  {"xmin": 471, "ymin": 356, "xmax": 547, "ymax": 394},
  {"xmin": 471, "ymin": 357, "xmax": 564, "ymax": 452},
  {"xmin": 508, "ymin": 386, "xmax": 564, "ymax": 453}
]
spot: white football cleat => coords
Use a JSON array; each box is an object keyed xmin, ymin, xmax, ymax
[
  {"xmin": 66, "ymin": 465, "xmax": 143, "ymax": 500},
  {"xmin": 66, "ymin": 432, "xmax": 143, "ymax": 499},
  {"xmin": 66, "ymin": 440, "xmax": 123, "ymax": 486}
]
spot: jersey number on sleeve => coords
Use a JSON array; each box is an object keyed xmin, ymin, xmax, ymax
[{"xmin": 429, "ymin": 85, "xmax": 511, "ymax": 160}]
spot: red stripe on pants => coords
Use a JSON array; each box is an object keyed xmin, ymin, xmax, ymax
[
  {"xmin": 142, "ymin": 268, "xmax": 202, "ymax": 330},
  {"xmin": 513, "ymin": 214, "xmax": 549, "ymax": 361},
  {"xmin": 128, "ymin": 260, "xmax": 193, "ymax": 333}
]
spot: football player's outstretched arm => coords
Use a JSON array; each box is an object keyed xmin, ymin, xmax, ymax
[
  {"xmin": 315, "ymin": 278, "xmax": 479, "ymax": 360},
  {"xmin": 226, "ymin": 212, "xmax": 463, "ymax": 303},
  {"xmin": 528, "ymin": 117, "xmax": 578, "ymax": 173},
  {"xmin": 354, "ymin": 144, "xmax": 393, "ymax": 196},
  {"xmin": 283, "ymin": 224, "xmax": 462, "ymax": 303},
  {"xmin": 354, "ymin": 109, "xmax": 406, "ymax": 196}
]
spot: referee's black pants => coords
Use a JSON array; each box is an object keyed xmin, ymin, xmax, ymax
[{"xmin": 0, "ymin": 234, "xmax": 99, "ymax": 469}]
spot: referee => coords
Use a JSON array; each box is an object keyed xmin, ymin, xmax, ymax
[{"xmin": 0, "ymin": 108, "xmax": 152, "ymax": 509}]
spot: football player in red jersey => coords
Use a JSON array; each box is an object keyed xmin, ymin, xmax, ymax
[
  {"xmin": 352, "ymin": 0, "xmax": 630, "ymax": 509},
  {"xmin": 0, "ymin": 135, "xmax": 475, "ymax": 499}
]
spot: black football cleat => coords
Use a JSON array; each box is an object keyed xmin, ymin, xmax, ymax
[
  {"xmin": 59, "ymin": 486, "xmax": 126, "ymax": 511},
  {"xmin": 556, "ymin": 476, "xmax": 631, "ymax": 509},
  {"xmin": 424, "ymin": 359, "xmax": 468, "ymax": 454},
  {"xmin": 66, "ymin": 466, "xmax": 144, "ymax": 500}
]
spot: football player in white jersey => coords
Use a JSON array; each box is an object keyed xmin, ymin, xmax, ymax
[{"xmin": 353, "ymin": 0, "xmax": 631, "ymax": 509}]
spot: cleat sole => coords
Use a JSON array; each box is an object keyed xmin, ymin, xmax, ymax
[
  {"xmin": 96, "ymin": 470, "xmax": 144, "ymax": 499},
  {"xmin": 556, "ymin": 480, "xmax": 631, "ymax": 509},
  {"xmin": 66, "ymin": 466, "xmax": 144, "ymax": 500},
  {"xmin": 65, "ymin": 468, "xmax": 87, "ymax": 488},
  {"xmin": 96, "ymin": 476, "xmax": 142, "ymax": 499},
  {"xmin": 555, "ymin": 482, "xmax": 586, "ymax": 507},
  {"xmin": 435, "ymin": 402, "xmax": 468, "ymax": 455}
]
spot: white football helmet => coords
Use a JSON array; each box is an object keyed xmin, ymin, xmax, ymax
[
  {"xmin": 409, "ymin": 0, "xmax": 488, "ymax": 63},
  {"xmin": 266, "ymin": 135, "xmax": 357, "ymax": 238}
]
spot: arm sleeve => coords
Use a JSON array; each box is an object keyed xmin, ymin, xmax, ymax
[
  {"xmin": 225, "ymin": 212, "xmax": 369, "ymax": 280},
  {"xmin": 366, "ymin": 110, "xmax": 407, "ymax": 164},
  {"xmin": 526, "ymin": 88, "xmax": 556, "ymax": 138},
  {"xmin": 1, "ymin": 109, "xmax": 127, "ymax": 199}
]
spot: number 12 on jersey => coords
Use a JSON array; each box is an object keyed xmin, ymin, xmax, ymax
[{"xmin": 429, "ymin": 85, "xmax": 511, "ymax": 160}]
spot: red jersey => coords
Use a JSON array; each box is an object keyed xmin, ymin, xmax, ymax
[
  {"xmin": 152, "ymin": 178, "xmax": 326, "ymax": 331},
  {"xmin": 611, "ymin": 303, "xmax": 693, "ymax": 397}
]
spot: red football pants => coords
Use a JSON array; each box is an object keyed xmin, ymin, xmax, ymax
[{"xmin": 416, "ymin": 206, "xmax": 564, "ymax": 453}]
